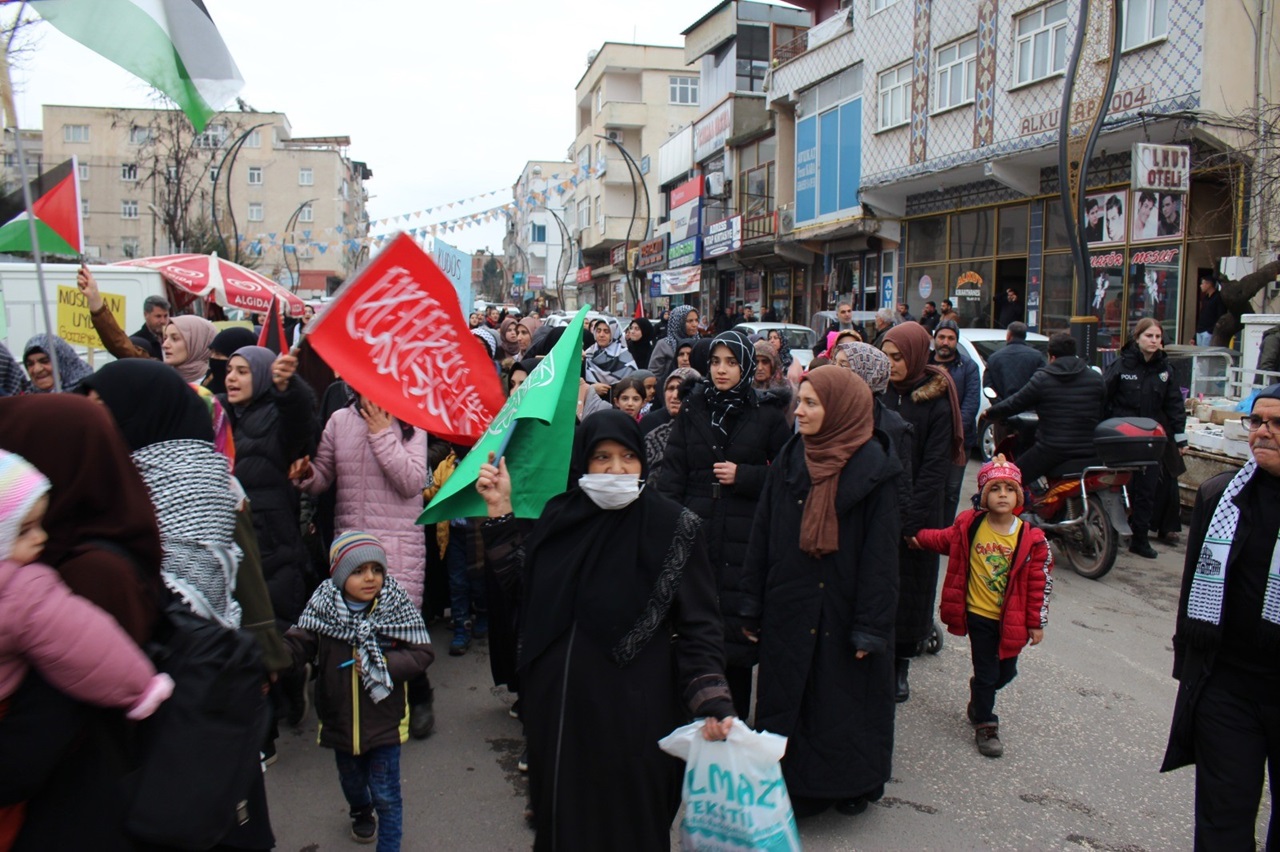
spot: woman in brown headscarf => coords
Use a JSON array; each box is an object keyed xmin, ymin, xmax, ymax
[
  {"xmin": 0, "ymin": 394, "xmax": 164, "ymax": 850},
  {"xmin": 880, "ymin": 321, "xmax": 963, "ymax": 702},
  {"xmin": 741, "ymin": 365, "xmax": 902, "ymax": 818}
]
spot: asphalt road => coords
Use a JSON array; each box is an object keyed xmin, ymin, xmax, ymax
[{"xmin": 265, "ymin": 473, "xmax": 1272, "ymax": 851}]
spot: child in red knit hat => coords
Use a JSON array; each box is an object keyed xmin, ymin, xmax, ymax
[{"xmin": 910, "ymin": 454, "xmax": 1053, "ymax": 757}]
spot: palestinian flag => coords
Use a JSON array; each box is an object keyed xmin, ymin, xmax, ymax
[
  {"xmin": 0, "ymin": 158, "xmax": 83, "ymax": 257},
  {"xmin": 28, "ymin": 0, "xmax": 243, "ymax": 133}
]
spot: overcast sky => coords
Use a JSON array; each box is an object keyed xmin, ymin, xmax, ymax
[{"xmin": 4, "ymin": 0, "xmax": 735, "ymax": 256}]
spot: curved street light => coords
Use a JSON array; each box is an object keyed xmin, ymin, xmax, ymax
[{"xmin": 211, "ymin": 121, "xmax": 270, "ymax": 265}]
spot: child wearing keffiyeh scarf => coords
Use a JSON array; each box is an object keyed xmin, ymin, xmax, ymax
[{"xmin": 284, "ymin": 531, "xmax": 433, "ymax": 848}]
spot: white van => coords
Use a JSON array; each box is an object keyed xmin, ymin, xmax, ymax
[{"xmin": 0, "ymin": 262, "xmax": 167, "ymax": 367}]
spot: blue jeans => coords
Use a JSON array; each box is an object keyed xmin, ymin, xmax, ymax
[
  {"xmin": 445, "ymin": 523, "xmax": 485, "ymax": 626},
  {"xmin": 334, "ymin": 744, "xmax": 402, "ymax": 851}
]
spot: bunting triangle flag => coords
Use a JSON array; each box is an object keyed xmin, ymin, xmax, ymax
[
  {"xmin": 30, "ymin": 0, "xmax": 243, "ymax": 134},
  {"xmin": 0, "ymin": 157, "xmax": 83, "ymax": 257}
]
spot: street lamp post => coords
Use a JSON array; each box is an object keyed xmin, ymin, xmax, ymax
[
  {"xmin": 538, "ymin": 205, "xmax": 573, "ymax": 309},
  {"xmin": 282, "ymin": 197, "xmax": 319, "ymax": 292},
  {"xmin": 211, "ymin": 121, "xmax": 270, "ymax": 264},
  {"xmin": 598, "ymin": 134, "xmax": 652, "ymax": 315}
]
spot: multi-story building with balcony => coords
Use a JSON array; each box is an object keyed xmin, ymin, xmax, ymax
[
  {"xmin": 37, "ymin": 105, "xmax": 371, "ymax": 296},
  {"xmin": 764, "ymin": 0, "xmax": 1276, "ymax": 353},
  {"xmin": 568, "ymin": 43, "xmax": 703, "ymax": 312},
  {"xmin": 645, "ymin": 0, "xmax": 812, "ymax": 321},
  {"xmin": 505, "ymin": 159, "xmax": 573, "ymax": 312}
]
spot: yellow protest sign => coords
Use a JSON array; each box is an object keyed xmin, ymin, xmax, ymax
[{"xmin": 57, "ymin": 285, "xmax": 126, "ymax": 347}]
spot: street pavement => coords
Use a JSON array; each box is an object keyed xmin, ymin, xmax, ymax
[{"xmin": 265, "ymin": 467, "xmax": 1272, "ymax": 851}]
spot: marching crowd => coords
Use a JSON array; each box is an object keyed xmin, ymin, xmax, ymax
[{"xmin": 0, "ymin": 270, "xmax": 1274, "ymax": 851}]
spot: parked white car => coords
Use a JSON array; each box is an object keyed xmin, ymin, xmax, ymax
[
  {"xmin": 955, "ymin": 329, "xmax": 1050, "ymax": 460},
  {"xmin": 733, "ymin": 322, "xmax": 817, "ymax": 369}
]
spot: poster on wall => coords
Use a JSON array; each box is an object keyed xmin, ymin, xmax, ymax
[
  {"xmin": 1089, "ymin": 249, "xmax": 1125, "ymax": 351},
  {"xmin": 1131, "ymin": 190, "xmax": 1183, "ymax": 242},
  {"xmin": 1129, "ymin": 245, "xmax": 1180, "ymax": 328},
  {"xmin": 1084, "ymin": 191, "xmax": 1126, "ymax": 245}
]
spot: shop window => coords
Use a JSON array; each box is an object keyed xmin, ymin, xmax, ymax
[
  {"xmin": 1015, "ymin": 1, "xmax": 1068, "ymax": 85},
  {"xmin": 1043, "ymin": 199, "xmax": 1072, "ymax": 250},
  {"xmin": 948, "ymin": 260, "xmax": 993, "ymax": 327},
  {"xmin": 1088, "ymin": 249, "xmax": 1126, "ymax": 353},
  {"xmin": 1041, "ymin": 252, "xmax": 1076, "ymax": 334},
  {"xmin": 1129, "ymin": 244, "xmax": 1180, "ymax": 344},
  {"xmin": 905, "ymin": 264, "xmax": 945, "ymax": 318},
  {"xmin": 906, "ymin": 216, "xmax": 946, "ymax": 264},
  {"xmin": 949, "ymin": 209, "xmax": 994, "ymax": 259},
  {"xmin": 1122, "ymin": 0, "xmax": 1168, "ymax": 51},
  {"xmin": 998, "ymin": 204, "xmax": 1029, "ymax": 254}
]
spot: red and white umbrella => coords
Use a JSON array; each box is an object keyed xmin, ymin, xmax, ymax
[{"xmin": 114, "ymin": 252, "xmax": 307, "ymax": 318}]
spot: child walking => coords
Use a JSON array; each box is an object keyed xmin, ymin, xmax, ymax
[
  {"xmin": 285, "ymin": 532, "xmax": 434, "ymax": 849},
  {"xmin": 911, "ymin": 455, "xmax": 1052, "ymax": 757}
]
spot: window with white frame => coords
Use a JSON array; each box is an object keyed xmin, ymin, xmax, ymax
[
  {"xmin": 195, "ymin": 124, "xmax": 228, "ymax": 149},
  {"xmin": 531, "ymin": 223, "xmax": 546, "ymax": 242},
  {"xmin": 247, "ymin": 202, "xmax": 264, "ymax": 222},
  {"xmin": 63, "ymin": 124, "xmax": 89, "ymax": 143},
  {"xmin": 129, "ymin": 126, "xmax": 152, "ymax": 145},
  {"xmin": 299, "ymin": 204, "xmax": 313, "ymax": 223},
  {"xmin": 595, "ymin": 87, "xmax": 603, "ymax": 114},
  {"xmin": 870, "ymin": 0, "xmax": 900, "ymax": 11},
  {"xmin": 577, "ymin": 199, "xmax": 590, "ymax": 230},
  {"xmin": 121, "ymin": 238, "xmax": 140, "ymax": 258},
  {"xmin": 595, "ymin": 195, "xmax": 603, "ymax": 230},
  {"xmin": 669, "ymin": 75, "xmax": 699, "ymax": 106},
  {"xmin": 299, "ymin": 167, "xmax": 313, "ymax": 186},
  {"xmin": 578, "ymin": 146, "xmax": 590, "ymax": 172},
  {"xmin": 1015, "ymin": 0, "xmax": 1069, "ymax": 85},
  {"xmin": 81, "ymin": 200, "xmax": 90, "ymax": 219},
  {"xmin": 121, "ymin": 199, "xmax": 139, "ymax": 219},
  {"xmin": 1122, "ymin": 0, "xmax": 1168, "ymax": 50},
  {"xmin": 78, "ymin": 162, "xmax": 90, "ymax": 182},
  {"xmin": 120, "ymin": 162, "xmax": 138, "ymax": 181},
  {"xmin": 247, "ymin": 166, "xmax": 263, "ymax": 185},
  {"xmin": 244, "ymin": 129, "xmax": 261, "ymax": 148},
  {"xmin": 935, "ymin": 36, "xmax": 977, "ymax": 111},
  {"xmin": 877, "ymin": 63, "xmax": 912, "ymax": 130},
  {"xmin": 83, "ymin": 245, "xmax": 100, "ymax": 258}
]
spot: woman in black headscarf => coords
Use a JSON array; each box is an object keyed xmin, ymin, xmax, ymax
[
  {"xmin": 656, "ymin": 330, "xmax": 791, "ymax": 720},
  {"xmin": 624, "ymin": 318, "xmax": 656, "ymax": 372},
  {"xmin": 477, "ymin": 411, "xmax": 733, "ymax": 851},
  {"xmin": 207, "ymin": 326, "xmax": 258, "ymax": 396}
]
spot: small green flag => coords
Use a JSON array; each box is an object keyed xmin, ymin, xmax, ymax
[{"xmin": 418, "ymin": 305, "xmax": 592, "ymax": 524}]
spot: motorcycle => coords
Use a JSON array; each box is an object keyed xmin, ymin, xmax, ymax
[{"xmin": 982, "ymin": 388, "xmax": 1167, "ymax": 580}]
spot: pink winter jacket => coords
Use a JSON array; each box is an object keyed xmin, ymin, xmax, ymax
[
  {"xmin": 0, "ymin": 559, "xmax": 157, "ymax": 707},
  {"xmin": 300, "ymin": 408, "xmax": 429, "ymax": 607}
]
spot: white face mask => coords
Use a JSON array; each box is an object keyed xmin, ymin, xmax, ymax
[{"xmin": 578, "ymin": 473, "xmax": 644, "ymax": 510}]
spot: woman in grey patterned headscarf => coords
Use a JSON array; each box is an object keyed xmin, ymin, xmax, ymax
[{"xmin": 838, "ymin": 342, "xmax": 890, "ymax": 394}]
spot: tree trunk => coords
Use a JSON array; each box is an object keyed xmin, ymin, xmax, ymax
[{"xmin": 1210, "ymin": 259, "xmax": 1280, "ymax": 346}]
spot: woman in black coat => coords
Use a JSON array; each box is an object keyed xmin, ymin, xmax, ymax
[
  {"xmin": 741, "ymin": 366, "xmax": 901, "ymax": 818},
  {"xmin": 880, "ymin": 322, "xmax": 964, "ymax": 702},
  {"xmin": 219, "ymin": 345, "xmax": 319, "ymax": 625},
  {"xmin": 477, "ymin": 411, "xmax": 734, "ymax": 851},
  {"xmin": 1103, "ymin": 317, "xmax": 1188, "ymax": 557},
  {"xmin": 656, "ymin": 331, "xmax": 791, "ymax": 719}
]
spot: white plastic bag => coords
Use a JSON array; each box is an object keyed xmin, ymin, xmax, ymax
[{"xmin": 659, "ymin": 721, "xmax": 802, "ymax": 851}]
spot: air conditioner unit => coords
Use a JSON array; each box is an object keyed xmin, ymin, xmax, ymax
[
  {"xmin": 705, "ymin": 172, "xmax": 726, "ymax": 197},
  {"xmin": 778, "ymin": 205, "xmax": 795, "ymax": 236},
  {"xmin": 606, "ymin": 130, "xmax": 621, "ymax": 142}
]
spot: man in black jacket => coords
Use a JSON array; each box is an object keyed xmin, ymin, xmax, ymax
[
  {"xmin": 985, "ymin": 332, "xmax": 1105, "ymax": 486},
  {"xmin": 1160, "ymin": 385, "xmax": 1280, "ymax": 850},
  {"xmin": 983, "ymin": 322, "xmax": 1046, "ymax": 399}
]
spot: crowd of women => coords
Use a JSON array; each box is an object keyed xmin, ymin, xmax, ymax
[{"xmin": 0, "ymin": 282, "xmax": 1194, "ymax": 850}]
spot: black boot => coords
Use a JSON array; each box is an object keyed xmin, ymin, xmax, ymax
[
  {"xmin": 409, "ymin": 688, "xmax": 435, "ymax": 740},
  {"xmin": 1129, "ymin": 533, "xmax": 1158, "ymax": 559},
  {"xmin": 894, "ymin": 657, "xmax": 910, "ymax": 703}
]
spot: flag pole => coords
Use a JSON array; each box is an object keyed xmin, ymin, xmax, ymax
[{"xmin": 4, "ymin": 4, "xmax": 61, "ymax": 391}]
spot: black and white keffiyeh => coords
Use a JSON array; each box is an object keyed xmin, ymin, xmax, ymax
[
  {"xmin": 703, "ymin": 332, "xmax": 755, "ymax": 438},
  {"xmin": 1191, "ymin": 458, "xmax": 1280, "ymax": 628},
  {"xmin": 296, "ymin": 575, "xmax": 431, "ymax": 703},
  {"xmin": 131, "ymin": 439, "xmax": 243, "ymax": 628}
]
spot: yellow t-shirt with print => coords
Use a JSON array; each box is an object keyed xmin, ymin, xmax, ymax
[{"xmin": 967, "ymin": 516, "xmax": 1021, "ymax": 620}]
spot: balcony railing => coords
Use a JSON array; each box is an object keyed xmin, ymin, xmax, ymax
[
  {"xmin": 773, "ymin": 31, "xmax": 808, "ymax": 66},
  {"xmin": 744, "ymin": 212, "xmax": 776, "ymax": 241}
]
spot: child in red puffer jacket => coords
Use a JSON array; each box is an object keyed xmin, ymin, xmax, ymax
[{"xmin": 910, "ymin": 455, "xmax": 1052, "ymax": 759}]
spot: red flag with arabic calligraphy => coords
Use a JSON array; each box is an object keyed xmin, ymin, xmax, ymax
[{"xmin": 304, "ymin": 233, "xmax": 504, "ymax": 445}]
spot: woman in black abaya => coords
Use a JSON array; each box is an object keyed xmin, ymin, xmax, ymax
[{"xmin": 477, "ymin": 411, "xmax": 734, "ymax": 851}]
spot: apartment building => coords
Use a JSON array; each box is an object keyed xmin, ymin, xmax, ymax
[
  {"xmin": 765, "ymin": 0, "xmax": 1278, "ymax": 352},
  {"xmin": 36, "ymin": 105, "xmax": 372, "ymax": 294},
  {"xmin": 645, "ymin": 0, "xmax": 812, "ymax": 320},
  {"xmin": 569, "ymin": 43, "xmax": 703, "ymax": 312},
  {"xmin": 505, "ymin": 159, "xmax": 573, "ymax": 311}
]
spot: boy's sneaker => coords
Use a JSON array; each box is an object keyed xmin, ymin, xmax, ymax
[
  {"xmin": 449, "ymin": 621, "xmax": 472, "ymax": 656},
  {"xmin": 975, "ymin": 724, "xmax": 1004, "ymax": 758},
  {"xmin": 350, "ymin": 805, "xmax": 376, "ymax": 843}
]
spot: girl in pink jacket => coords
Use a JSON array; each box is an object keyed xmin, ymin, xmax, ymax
[{"xmin": 0, "ymin": 450, "xmax": 172, "ymax": 715}]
